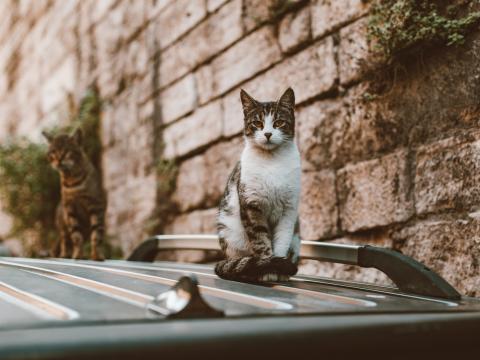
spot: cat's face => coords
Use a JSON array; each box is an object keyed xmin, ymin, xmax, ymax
[
  {"xmin": 240, "ymin": 88, "xmax": 295, "ymax": 151},
  {"xmin": 42, "ymin": 129, "xmax": 84, "ymax": 173}
]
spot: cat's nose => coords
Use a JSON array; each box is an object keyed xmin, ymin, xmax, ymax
[{"xmin": 264, "ymin": 132, "xmax": 272, "ymax": 140}]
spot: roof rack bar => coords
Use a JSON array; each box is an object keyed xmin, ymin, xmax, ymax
[
  {"xmin": 127, "ymin": 235, "xmax": 461, "ymax": 300},
  {"xmin": 300, "ymin": 241, "xmax": 359, "ymax": 265}
]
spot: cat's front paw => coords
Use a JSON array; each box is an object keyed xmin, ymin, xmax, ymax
[
  {"xmin": 72, "ymin": 247, "xmax": 84, "ymax": 260},
  {"xmin": 91, "ymin": 249, "xmax": 104, "ymax": 261},
  {"xmin": 270, "ymin": 257, "xmax": 298, "ymax": 276}
]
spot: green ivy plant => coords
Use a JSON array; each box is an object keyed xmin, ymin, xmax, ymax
[
  {"xmin": 368, "ymin": 0, "xmax": 480, "ymax": 59},
  {"xmin": 0, "ymin": 141, "xmax": 60, "ymax": 256}
]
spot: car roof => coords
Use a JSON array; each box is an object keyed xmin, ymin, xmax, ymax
[{"xmin": 0, "ymin": 256, "xmax": 479, "ymax": 329}]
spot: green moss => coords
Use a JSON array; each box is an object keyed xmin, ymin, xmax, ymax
[
  {"xmin": 156, "ymin": 158, "xmax": 177, "ymax": 196},
  {"xmin": 0, "ymin": 141, "xmax": 60, "ymax": 255},
  {"xmin": 368, "ymin": 0, "xmax": 480, "ymax": 59},
  {"xmin": 362, "ymin": 92, "xmax": 380, "ymax": 102}
]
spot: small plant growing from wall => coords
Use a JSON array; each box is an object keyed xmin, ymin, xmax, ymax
[
  {"xmin": 368, "ymin": 0, "xmax": 480, "ymax": 60},
  {"xmin": 0, "ymin": 141, "xmax": 60, "ymax": 256}
]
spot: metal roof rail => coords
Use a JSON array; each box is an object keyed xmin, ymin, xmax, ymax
[{"xmin": 128, "ymin": 235, "xmax": 461, "ymax": 300}]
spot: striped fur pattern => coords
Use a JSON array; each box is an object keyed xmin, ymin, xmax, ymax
[
  {"xmin": 216, "ymin": 88, "xmax": 301, "ymax": 282},
  {"xmin": 43, "ymin": 129, "xmax": 105, "ymax": 261}
]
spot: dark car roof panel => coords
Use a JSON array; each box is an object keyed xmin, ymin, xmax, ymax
[{"xmin": 0, "ymin": 257, "xmax": 479, "ymax": 329}]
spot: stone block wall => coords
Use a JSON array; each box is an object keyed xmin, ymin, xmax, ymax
[{"xmin": 0, "ymin": 0, "xmax": 479, "ymax": 296}]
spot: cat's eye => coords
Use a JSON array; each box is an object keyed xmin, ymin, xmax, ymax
[
  {"xmin": 252, "ymin": 120, "xmax": 263, "ymax": 128},
  {"xmin": 274, "ymin": 120, "xmax": 286, "ymax": 128}
]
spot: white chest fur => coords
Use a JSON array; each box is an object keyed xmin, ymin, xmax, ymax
[{"xmin": 240, "ymin": 141, "xmax": 301, "ymax": 211}]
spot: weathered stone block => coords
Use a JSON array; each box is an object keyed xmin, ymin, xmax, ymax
[
  {"xmin": 159, "ymin": 0, "xmax": 243, "ymax": 88},
  {"xmin": 121, "ymin": 0, "xmax": 148, "ymax": 41},
  {"xmin": 242, "ymin": 0, "xmax": 276, "ymax": 32},
  {"xmin": 202, "ymin": 136, "xmax": 243, "ymax": 202},
  {"xmin": 158, "ymin": 26, "xmax": 207, "ymax": 88},
  {"xmin": 221, "ymin": 90, "xmax": 245, "ymax": 138},
  {"xmin": 415, "ymin": 132, "xmax": 480, "ymax": 215},
  {"xmin": 242, "ymin": 0, "xmax": 303, "ymax": 31},
  {"xmin": 105, "ymin": 177, "xmax": 157, "ymax": 255},
  {"xmin": 161, "ymin": 74, "xmax": 198, "ymax": 125},
  {"xmin": 173, "ymin": 156, "xmax": 206, "ymax": 212},
  {"xmin": 296, "ymin": 83, "xmax": 401, "ymax": 171},
  {"xmin": 222, "ymin": 37, "xmax": 337, "ymax": 137},
  {"xmin": 278, "ymin": 6, "xmax": 311, "ymax": 54},
  {"xmin": 163, "ymin": 100, "xmax": 223, "ymax": 158},
  {"xmin": 337, "ymin": 31, "xmax": 480, "ymax": 154},
  {"xmin": 135, "ymin": 69, "xmax": 156, "ymax": 106},
  {"xmin": 146, "ymin": 0, "xmax": 174, "ymax": 21},
  {"xmin": 124, "ymin": 175, "xmax": 157, "ymax": 225},
  {"xmin": 166, "ymin": 208, "xmax": 218, "ymax": 234},
  {"xmin": 93, "ymin": 2, "xmax": 124, "ymax": 56},
  {"xmin": 17, "ymin": 0, "xmax": 51, "ymax": 19},
  {"xmin": 208, "ymin": 0, "xmax": 243, "ymax": 54},
  {"xmin": 212, "ymin": 26, "xmax": 282, "ymax": 97},
  {"xmin": 102, "ymin": 144, "xmax": 129, "ymax": 191},
  {"xmin": 155, "ymin": 0, "xmax": 207, "ymax": 49},
  {"xmin": 311, "ymin": 0, "xmax": 370, "ymax": 39},
  {"xmin": 339, "ymin": 17, "xmax": 381, "ymax": 84},
  {"xmin": 394, "ymin": 217, "xmax": 480, "ymax": 297},
  {"xmin": 249, "ymin": 36, "xmax": 337, "ymax": 103},
  {"xmin": 85, "ymin": 0, "xmax": 118, "ymax": 25},
  {"xmin": 195, "ymin": 64, "xmax": 214, "ymax": 105},
  {"xmin": 207, "ymin": 0, "xmax": 229, "ymax": 12},
  {"xmin": 299, "ymin": 170, "xmax": 338, "ymax": 241},
  {"xmin": 126, "ymin": 124, "xmax": 155, "ymax": 179},
  {"xmin": 296, "ymin": 99, "xmax": 347, "ymax": 171},
  {"xmin": 108, "ymin": 95, "xmax": 139, "ymax": 144},
  {"xmin": 124, "ymin": 32, "xmax": 149, "ymax": 80},
  {"xmin": 93, "ymin": 0, "xmax": 145, "ymax": 46},
  {"xmin": 337, "ymin": 150, "xmax": 414, "ymax": 232},
  {"xmin": 172, "ymin": 137, "xmax": 243, "ymax": 212},
  {"xmin": 41, "ymin": 56, "xmax": 76, "ymax": 115}
]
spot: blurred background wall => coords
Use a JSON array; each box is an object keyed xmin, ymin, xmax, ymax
[{"xmin": 0, "ymin": 0, "xmax": 479, "ymax": 295}]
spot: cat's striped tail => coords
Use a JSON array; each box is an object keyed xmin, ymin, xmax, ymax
[
  {"xmin": 214, "ymin": 257, "xmax": 258, "ymax": 280},
  {"xmin": 214, "ymin": 256, "xmax": 298, "ymax": 280}
]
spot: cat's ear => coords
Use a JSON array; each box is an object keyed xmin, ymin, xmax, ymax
[
  {"xmin": 240, "ymin": 89, "xmax": 258, "ymax": 115},
  {"xmin": 278, "ymin": 87, "xmax": 295, "ymax": 110},
  {"xmin": 42, "ymin": 130, "xmax": 53, "ymax": 143},
  {"xmin": 71, "ymin": 128, "xmax": 83, "ymax": 146}
]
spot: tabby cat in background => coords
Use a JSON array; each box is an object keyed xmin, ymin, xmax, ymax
[
  {"xmin": 43, "ymin": 129, "xmax": 105, "ymax": 260},
  {"xmin": 216, "ymin": 88, "xmax": 301, "ymax": 282}
]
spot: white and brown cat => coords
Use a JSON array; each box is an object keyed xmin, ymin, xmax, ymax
[{"xmin": 216, "ymin": 88, "xmax": 301, "ymax": 282}]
